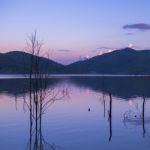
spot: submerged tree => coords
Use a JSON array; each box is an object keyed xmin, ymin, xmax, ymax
[
  {"xmin": 123, "ymin": 96, "xmax": 148, "ymax": 138},
  {"xmin": 108, "ymin": 93, "xmax": 112, "ymax": 142},
  {"xmin": 23, "ymin": 32, "xmax": 67, "ymax": 150}
]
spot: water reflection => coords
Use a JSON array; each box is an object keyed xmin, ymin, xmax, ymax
[
  {"xmin": 1, "ymin": 77, "xmax": 150, "ymax": 149},
  {"xmin": 0, "ymin": 78, "xmax": 61, "ymax": 96},
  {"xmin": 108, "ymin": 93, "xmax": 112, "ymax": 142},
  {"xmin": 69, "ymin": 76, "xmax": 150, "ymax": 98},
  {"xmin": 21, "ymin": 78, "xmax": 68, "ymax": 150},
  {"xmin": 1, "ymin": 76, "xmax": 150, "ymax": 98},
  {"xmin": 123, "ymin": 96, "xmax": 150, "ymax": 139}
]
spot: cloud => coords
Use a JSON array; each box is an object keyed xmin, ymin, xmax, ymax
[
  {"xmin": 58, "ymin": 49, "xmax": 71, "ymax": 52},
  {"xmin": 89, "ymin": 46, "xmax": 116, "ymax": 56},
  {"xmin": 97, "ymin": 47, "xmax": 116, "ymax": 50},
  {"xmin": 125, "ymin": 33, "xmax": 134, "ymax": 36},
  {"xmin": 123, "ymin": 23, "xmax": 150, "ymax": 31}
]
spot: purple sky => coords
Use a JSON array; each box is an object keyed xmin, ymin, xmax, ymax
[{"xmin": 0, "ymin": 0, "xmax": 150, "ymax": 64}]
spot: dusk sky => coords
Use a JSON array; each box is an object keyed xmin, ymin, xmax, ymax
[{"xmin": 1, "ymin": 0, "xmax": 150, "ymax": 64}]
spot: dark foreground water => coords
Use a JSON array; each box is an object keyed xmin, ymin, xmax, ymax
[{"xmin": 0, "ymin": 76, "xmax": 150, "ymax": 150}]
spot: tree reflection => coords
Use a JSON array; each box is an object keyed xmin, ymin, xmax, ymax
[
  {"xmin": 123, "ymin": 96, "xmax": 150, "ymax": 138},
  {"xmin": 24, "ymin": 83, "xmax": 67, "ymax": 150},
  {"xmin": 23, "ymin": 32, "xmax": 68, "ymax": 150},
  {"xmin": 100, "ymin": 91, "xmax": 113, "ymax": 142},
  {"xmin": 108, "ymin": 93, "xmax": 112, "ymax": 142},
  {"xmin": 142, "ymin": 96, "xmax": 146, "ymax": 138}
]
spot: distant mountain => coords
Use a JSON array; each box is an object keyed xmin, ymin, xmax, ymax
[
  {"xmin": 66, "ymin": 48, "xmax": 150, "ymax": 74},
  {"xmin": 0, "ymin": 51, "xmax": 65, "ymax": 74},
  {"xmin": 1, "ymin": 48, "xmax": 150, "ymax": 74}
]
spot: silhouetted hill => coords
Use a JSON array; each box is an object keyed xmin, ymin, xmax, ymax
[
  {"xmin": 0, "ymin": 51, "xmax": 65, "ymax": 74},
  {"xmin": 1, "ymin": 48, "xmax": 150, "ymax": 74},
  {"xmin": 66, "ymin": 48, "xmax": 150, "ymax": 74}
]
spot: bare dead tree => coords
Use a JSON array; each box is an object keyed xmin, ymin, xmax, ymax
[{"xmin": 23, "ymin": 32, "xmax": 68, "ymax": 150}]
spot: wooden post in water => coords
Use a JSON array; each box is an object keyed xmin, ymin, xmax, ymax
[
  {"xmin": 142, "ymin": 95, "xmax": 146, "ymax": 138},
  {"xmin": 108, "ymin": 92, "xmax": 112, "ymax": 142}
]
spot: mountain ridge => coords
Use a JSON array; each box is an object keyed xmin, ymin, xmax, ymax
[{"xmin": 1, "ymin": 48, "xmax": 150, "ymax": 74}]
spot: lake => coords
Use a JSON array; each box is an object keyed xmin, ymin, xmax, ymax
[{"xmin": 0, "ymin": 76, "xmax": 150, "ymax": 150}]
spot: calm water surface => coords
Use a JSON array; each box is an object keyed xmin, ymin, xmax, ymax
[{"xmin": 0, "ymin": 76, "xmax": 150, "ymax": 150}]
